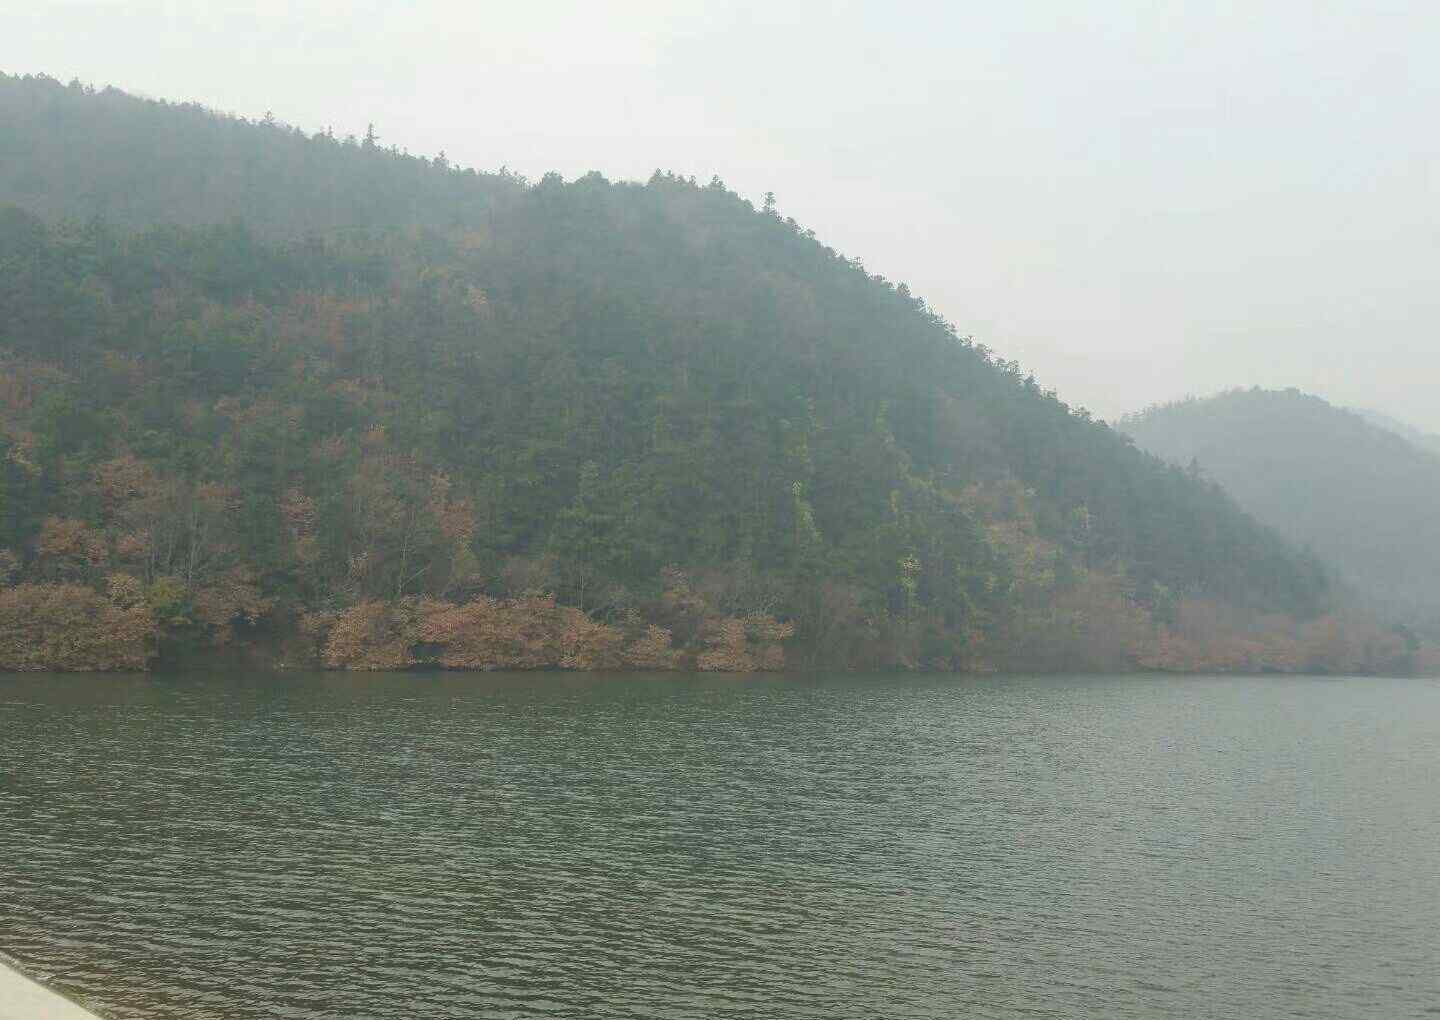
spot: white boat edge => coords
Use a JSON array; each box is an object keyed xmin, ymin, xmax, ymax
[{"xmin": 0, "ymin": 951, "xmax": 106, "ymax": 1020}]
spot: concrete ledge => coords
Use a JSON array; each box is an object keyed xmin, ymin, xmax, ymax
[{"xmin": 0, "ymin": 953, "xmax": 105, "ymax": 1020}]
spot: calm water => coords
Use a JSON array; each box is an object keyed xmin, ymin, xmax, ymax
[{"xmin": 1, "ymin": 672, "xmax": 1437, "ymax": 1019}]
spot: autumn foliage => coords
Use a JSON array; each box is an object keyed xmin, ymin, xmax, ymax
[
  {"xmin": 317, "ymin": 595, "xmax": 684, "ymax": 672},
  {"xmin": 0, "ymin": 582, "xmax": 154, "ymax": 671},
  {"xmin": 304, "ymin": 571, "xmax": 812, "ymax": 673}
]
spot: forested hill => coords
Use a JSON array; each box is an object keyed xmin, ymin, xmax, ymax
[
  {"xmin": 0, "ymin": 72, "xmax": 1425, "ymax": 675},
  {"xmin": 1122, "ymin": 388, "xmax": 1440, "ymax": 635},
  {"xmin": 0, "ymin": 73, "xmax": 516, "ymax": 236}
]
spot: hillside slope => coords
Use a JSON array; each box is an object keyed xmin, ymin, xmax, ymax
[
  {"xmin": 1, "ymin": 72, "xmax": 1423, "ymax": 674},
  {"xmin": 0, "ymin": 73, "xmax": 515, "ymax": 236},
  {"xmin": 1123, "ymin": 388, "xmax": 1440, "ymax": 633},
  {"xmin": 1353, "ymin": 408, "xmax": 1440, "ymax": 459}
]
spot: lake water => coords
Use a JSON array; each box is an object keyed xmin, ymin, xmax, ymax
[{"xmin": 1, "ymin": 672, "xmax": 1437, "ymax": 1019}]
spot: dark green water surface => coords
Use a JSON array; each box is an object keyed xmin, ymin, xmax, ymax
[{"xmin": 1, "ymin": 672, "xmax": 1437, "ymax": 1019}]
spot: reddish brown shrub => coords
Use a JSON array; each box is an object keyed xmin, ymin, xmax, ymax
[
  {"xmin": 0, "ymin": 583, "xmax": 155, "ymax": 671},
  {"xmin": 696, "ymin": 613, "xmax": 794, "ymax": 672},
  {"xmin": 322, "ymin": 599, "xmax": 417, "ymax": 670}
]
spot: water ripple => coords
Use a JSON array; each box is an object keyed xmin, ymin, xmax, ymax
[{"xmin": 2, "ymin": 672, "xmax": 1438, "ymax": 1018}]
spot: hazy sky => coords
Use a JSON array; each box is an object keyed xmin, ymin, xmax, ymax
[{"xmin": 10, "ymin": 1, "xmax": 1439, "ymax": 427}]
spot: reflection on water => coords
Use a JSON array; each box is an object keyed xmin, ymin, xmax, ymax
[{"xmin": 1, "ymin": 672, "xmax": 1438, "ymax": 1019}]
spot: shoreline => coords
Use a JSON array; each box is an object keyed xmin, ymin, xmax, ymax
[
  {"xmin": 0, "ymin": 664, "xmax": 1436, "ymax": 679},
  {"xmin": 0, "ymin": 952, "xmax": 106, "ymax": 1020}
]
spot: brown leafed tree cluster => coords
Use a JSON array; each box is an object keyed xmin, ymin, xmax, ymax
[
  {"xmin": 0, "ymin": 581, "xmax": 154, "ymax": 671},
  {"xmin": 316, "ymin": 596, "xmax": 668, "ymax": 672},
  {"xmin": 310, "ymin": 569, "xmax": 799, "ymax": 673},
  {"xmin": 0, "ymin": 448, "xmax": 276, "ymax": 668},
  {"xmin": 1134, "ymin": 601, "xmax": 1427, "ymax": 676}
]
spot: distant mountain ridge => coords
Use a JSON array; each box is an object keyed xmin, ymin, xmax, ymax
[
  {"xmin": 1351, "ymin": 407, "xmax": 1440, "ymax": 459},
  {"xmin": 1122, "ymin": 388, "xmax": 1440, "ymax": 632}
]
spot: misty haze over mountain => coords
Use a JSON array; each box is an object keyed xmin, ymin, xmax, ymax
[
  {"xmin": 1123, "ymin": 388, "xmax": 1440, "ymax": 631},
  {"xmin": 10, "ymin": 0, "xmax": 1440, "ymax": 428},
  {"xmin": 1351, "ymin": 407, "xmax": 1440, "ymax": 459}
]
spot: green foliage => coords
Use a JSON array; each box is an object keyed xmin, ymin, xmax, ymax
[
  {"xmin": 145, "ymin": 577, "xmax": 191, "ymax": 627},
  {"xmin": 0, "ymin": 74, "xmax": 1341, "ymax": 670}
]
